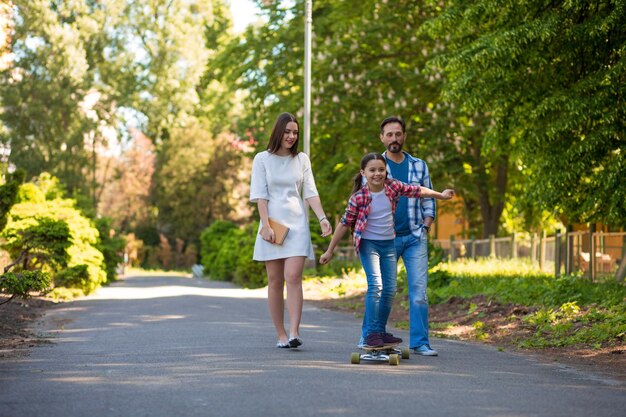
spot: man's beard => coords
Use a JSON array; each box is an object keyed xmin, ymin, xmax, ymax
[{"xmin": 387, "ymin": 142, "xmax": 403, "ymax": 153}]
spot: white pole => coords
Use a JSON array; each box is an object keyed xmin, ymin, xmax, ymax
[{"xmin": 304, "ymin": 0, "xmax": 312, "ymax": 155}]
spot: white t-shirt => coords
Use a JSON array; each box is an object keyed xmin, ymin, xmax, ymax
[{"xmin": 361, "ymin": 190, "xmax": 395, "ymax": 240}]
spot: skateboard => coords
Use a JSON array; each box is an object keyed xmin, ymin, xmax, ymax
[{"xmin": 350, "ymin": 343, "xmax": 410, "ymax": 366}]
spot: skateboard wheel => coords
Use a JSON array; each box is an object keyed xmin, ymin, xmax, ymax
[
  {"xmin": 401, "ymin": 347, "xmax": 410, "ymax": 359},
  {"xmin": 389, "ymin": 354, "xmax": 399, "ymax": 366},
  {"xmin": 350, "ymin": 352, "xmax": 361, "ymax": 364}
]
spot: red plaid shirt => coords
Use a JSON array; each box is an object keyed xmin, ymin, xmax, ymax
[{"xmin": 340, "ymin": 179, "xmax": 422, "ymax": 253}]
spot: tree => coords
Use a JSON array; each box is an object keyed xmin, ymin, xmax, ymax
[
  {"xmin": 153, "ymin": 119, "xmax": 252, "ymax": 246},
  {"xmin": 422, "ymin": 0, "xmax": 626, "ymax": 231},
  {"xmin": 205, "ymin": 0, "xmax": 516, "ymax": 237},
  {"xmin": 0, "ymin": 0, "xmax": 125, "ymax": 199},
  {"xmin": 98, "ymin": 128, "xmax": 155, "ymax": 233}
]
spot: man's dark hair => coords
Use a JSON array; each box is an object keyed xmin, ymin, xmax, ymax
[{"xmin": 379, "ymin": 116, "xmax": 405, "ymax": 134}]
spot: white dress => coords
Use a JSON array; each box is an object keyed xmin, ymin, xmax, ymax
[{"xmin": 249, "ymin": 151, "xmax": 319, "ymax": 261}]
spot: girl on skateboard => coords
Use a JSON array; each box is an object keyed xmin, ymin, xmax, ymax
[{"xmin": 319, "ymin": 153, "xmax": 454, "ymax": 348}]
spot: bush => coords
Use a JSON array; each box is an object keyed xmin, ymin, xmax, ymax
[
  {"xmin": 0, "ymin": 270, "xmax": 51, "ymax": 304},
  {"xmin": 199, "ymin": 220, "xmax": 237, "ymax": 269},
  {"xmin": 4, "ymin": 179, "xmax": 107, "ymax": 294},
  {"xmin": 54, "ymin": 264, "xmax": 92, "ymax": 293},
  {"xmin": 233, "ymin": 224, "xmax": 266, "ymax": 288},
  {"xmin": 200, "ymin": 221, "xmax": 266, "ymax": 288},
  {"xmin": 94, "ymin": 217, "xmax": 125, "ymax": 283}
]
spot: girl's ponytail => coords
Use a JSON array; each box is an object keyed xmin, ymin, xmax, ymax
[{"xmin": 351, "ymin": 172, "xmax": 363, "ymax": 195}]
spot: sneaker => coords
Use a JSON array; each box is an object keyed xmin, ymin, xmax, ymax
[
  {"xmin": 364, "ymin": 332, "xmax": 385, "ymax": 348},
  {"xmin": 412, "ymin": 345, "xmax": 438, "ymax": 356},
  {"xmin": 288, "ymin": 337, "xmax": 303, "ymax": 348},
  {"xmin": 276, "ymin": 340, "xmax": 291, "ymax": 348},
  {"xmin": 382, "ymin": 333, "xmax": 402, "ymax": 344}
]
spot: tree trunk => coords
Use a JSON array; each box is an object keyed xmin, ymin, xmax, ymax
[{"xmin": 477, "ymin": 154, "xmax": 509, "ymax": 238}]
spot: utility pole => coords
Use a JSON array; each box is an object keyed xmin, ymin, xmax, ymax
[{"xmin": 303, "ymin": 0, "xmax": 312, "ymax": 155}]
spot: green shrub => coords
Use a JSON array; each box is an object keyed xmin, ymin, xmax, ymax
[
  {"xmin": 210, "ymin": 226, "xmax": 244, "ymax": 281},
  {"xmin": 54, "ymin": 264, "xmax": 92, "ymax": 293},
  {"xmin": 94, "ymin": 217, "xmax": 125, "ymax": 283},
  {"xmin": 233, "ymin": 224, "xmax": 266, "ymax": 288},
  {"xmin": 199, "ymin": 220, "xmax": 237, "ymax": 271},
  {"xmin": 1, "ymin": 217, "xmax": 71, "ymax": 271},
  {"xmin": 0, "ymin": 169, "xmax": 25, "ymax": 232},
  {"xmin": 4, "ymin": 179, "xmax": 107, "ymax": 294},
  {"xmin": 0, "ymin": 270, "xmax": 51, "ymax": 303},
  {"xmin": 199, "ymin": 221, "xmax": 267, "ymax": 288}
]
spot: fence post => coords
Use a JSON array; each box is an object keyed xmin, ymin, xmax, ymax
[
  {"xmin": 511, "ymin": 232, "xmax": 517, "ymax": 259},
  {"xmin": 555, "ymin": 229, "xmax": 561, "ymax": 278},
  {"xmin": 489, "ymin": 234, "xmax": 496, "ymax": 258},
  {"xmin": 539, "ymin": 230, "xmax": 546, "ymax": 271},
  {"xmin": 449, "ymin": 235, "xmax": 455, "ymax": 262},
  {"xmin": 589, "ymin": 223, "xmax": 596, "ymax": 281},
  {"xmin": 531, "ymin": 233, "xmax": 537, "ymax": 265},
  {"xmin": 565, "ymin": 227, "xmax": 571, "ymax": 276},
  {"xmin": 470, "ymin": 239, "xmax": 476, "ymax": 260}
]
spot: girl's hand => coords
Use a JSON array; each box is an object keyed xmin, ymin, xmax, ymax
[
  {"xmin": 260, "ymin": 225, "xmax": 275, "ymax": 243},
  {"xmin": 441, "ymin": 189, "xmax": 456, "ymax": 200},
  {"xmin": 320, "ymin": 218, "xmax": 332, "ymax": 237},
  {"xmin": 319, "ymin": 250, "xmax": 333, "ymax": 265}
]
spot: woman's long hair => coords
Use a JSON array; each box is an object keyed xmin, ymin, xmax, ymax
[
  {"xmin": 351, "ymin": 153, "xmax": 386, "ymax": 195},
  {"xmin": 266, "ymin": 112, "xmax": 299, "ymax": 157}
]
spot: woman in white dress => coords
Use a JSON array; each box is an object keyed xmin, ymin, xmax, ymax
[{"xmin": 250, "ymin": 113, "xmax": 332, "ymax": 348}]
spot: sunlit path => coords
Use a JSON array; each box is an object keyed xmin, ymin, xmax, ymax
[{"xmin": 0, "ymin": 274, "xmax": 624, "ymax": 417}]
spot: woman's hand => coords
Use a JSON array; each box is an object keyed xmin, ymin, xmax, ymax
[
  {"xmin": 260, "ymin": 224, "xmax": 275, "ymax": 243},
  {"xmin": 441, "ymin": 189, "xmax": 456, "ymax": 200},
  {"xmin": 320, "ymin": 218, "xmax": 332, "ymax": 237},
  {"xmin": 319, "ymin": 250, "xmax": 333, "ymax": 265}
]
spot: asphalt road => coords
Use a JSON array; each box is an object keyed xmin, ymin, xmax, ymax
[{"xmin": 0, "ymin": 275, "xmax": 624, "ymax": 417}]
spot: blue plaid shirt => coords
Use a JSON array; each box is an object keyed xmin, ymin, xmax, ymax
[{"xmin": 383, "ymin": 151, "xmax": 436, "ymax": 238}]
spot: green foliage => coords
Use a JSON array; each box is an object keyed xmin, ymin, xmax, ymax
[
  {"xmin": 423, "ymin": 0, "xmax": 626, "ymax": 228},
  {"xmin": 3, "ymin": 180, "xmax": 107, "ymax": 294},
  {"xmin": 0, "ymin": 169, "xmax": 25, "ymax": 232},
  {"xmin": 16, "ymin": 183, "xmax": 45, "ymax": 204},
  {"xmin": 94, "ymin": 217, "xmax": 125, "ymax": 283},
  {"xmin": 200, "ymin": 220, "xmax": 237, "ymax": 270},
  {"xmin": 431, "ymin": 259, "xmax": 626, "ymax": 308},
  {"xmin": 199, "ymin": 220, "xmax": 266, "ymax": 288},
  {"xmin": 0, "ymin": 270, "xmax": 51, "ymax": 303},
  {"xmin": 520, "ymin": 302, "xmax": 626, "ymax": 349},
  {"xmin": 430, "ymin": 258, "xmax": 626, "ymax": 348},
  {"xmin": 154, "ymin": 121, "xmax": 248, "ymax": 247},
  {"xmin": 53, "ymin": 264, "xmax": 93, "ymax": 294},
  {"xmin": 2, "ymin": 217, "xmax": 71, "ymax": 271},
  {"xmin": 232, "ymin": 224, "xmax": 267, "ymax": 288}
]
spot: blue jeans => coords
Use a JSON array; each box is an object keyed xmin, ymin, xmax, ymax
[
  {"xmin": 358, "ymin": 239, "xmax": 397, "ymax": 335},
  {"xmin": 361, "ymin": 233, "xmax": 429, "ymax": 348}
]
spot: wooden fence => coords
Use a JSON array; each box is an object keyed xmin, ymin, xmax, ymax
[{"xmin": 433, "ymin": 230, "xmax": 626, "ymax": 281}]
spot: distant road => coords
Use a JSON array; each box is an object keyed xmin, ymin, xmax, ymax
[{"xmin": 0, "ymin": 275, "xmax": 624, "ymax": 417}]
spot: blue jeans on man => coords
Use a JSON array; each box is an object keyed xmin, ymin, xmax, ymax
[{"xmin": 360, "ymin": 233, "xmax": 431, "ymax": 350}]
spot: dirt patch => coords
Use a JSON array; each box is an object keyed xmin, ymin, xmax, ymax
[
  {"xmin": 308, "ymin": 293, "xmax": 626, "ymax": 383},
  {"xmin": 0, "ymin": 296, "xmax": 57, "ymax": 360}
]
